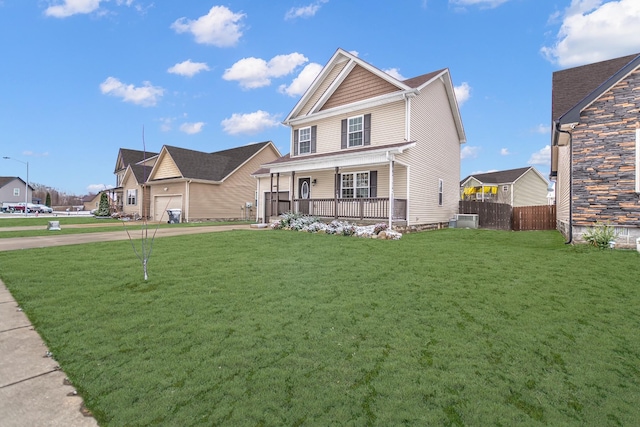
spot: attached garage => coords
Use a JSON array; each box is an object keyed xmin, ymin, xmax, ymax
[{"xmin": 154, "ymin": 195, "xmax": 182, "ymax": 222}]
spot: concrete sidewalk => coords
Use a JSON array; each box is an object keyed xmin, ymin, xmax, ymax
[{"xmin": 0, "ymin": 282, "xmax": 99, "ymax": 426}]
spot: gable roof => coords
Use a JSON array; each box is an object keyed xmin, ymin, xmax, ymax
[
  {"xmin": 552, "ymin": 53, "xmax": 640, "ymax": 123},
  {"xmin": 283, "ymin": 48, "xmax": 465, "ymax": 143},
  {"xmin": 114, "ymin": 148, "xmax": 158, "ymax": 173},
  {"xmin": 0, "ymin": 176, "xmax": 34, "ymax": 190},
  {"xmin": 154, "ymin": 141, "xmax": 277, "ymax": 182},
  {"xmin": 461, "ymin": 167, "xmax": 538, "ymax": 186}
]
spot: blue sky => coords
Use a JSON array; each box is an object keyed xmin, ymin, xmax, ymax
[{"xmin": 1, "ymin": 0, "xmax": 640, "ymax": 195}]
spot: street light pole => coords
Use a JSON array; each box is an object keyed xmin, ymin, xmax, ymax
[{"xmin": 2, "ymin": 156, "xmax": 29, "ymax": 217}]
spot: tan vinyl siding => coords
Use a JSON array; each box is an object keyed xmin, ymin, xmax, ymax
[
  {"xmin": 399, "ymin": 78, "xmax": 461, "ymax": 226},
  {"xmin": 321, "ymin": 65, "xmax": 399, "ymax": 111},
  {"xmin": 294, "ymin": 101, "xmax": 405, "ymax": 157},
  {"xmin": 555, "ymin": 145, "xmax": 571, "ymax": 223},
  {"xmin": 298, "ymin": 60, "xmax": 349, "ymax": 117},
  {"xmin": 512, "ymin": 171, "xmax": 549, "ymax": 207},
  {"xmin": 121, "ymin": 173, "xmax": 141, "ymax": 216},
  {"xmin": 153, "ymin": 155, "xmax": 181, "ymax": 179}
]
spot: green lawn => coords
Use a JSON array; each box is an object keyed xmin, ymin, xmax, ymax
[{"xmin": 1, "ymin": 229, "xmax": 639, "ymax": 426}]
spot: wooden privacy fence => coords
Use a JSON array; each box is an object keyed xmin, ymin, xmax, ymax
[
  {"xmin": 459, "ymin": 201, "xmax": 556, "ymax": 231},
  {"xmin": 512, "ymin": 205, "xmax": 556, "ymax": 231}
]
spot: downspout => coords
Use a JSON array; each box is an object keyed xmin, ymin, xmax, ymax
[
  {"xmin": 387, "ymin": 151, "xmax": 394, "ymax": 229},
  {"xmin": 555, "ymin": 121, "xmax": 573, "ymax": 244}
]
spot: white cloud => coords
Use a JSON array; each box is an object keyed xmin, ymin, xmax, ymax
[
  {"xmin": 384, "ymin": 68, "xmax": 406, "ymax": 80},
  {"xmin": 541, "ymin": 0, "xmax": 640, "ymax": 67},
  {"xmin": 454, "ymin": 82, "xmax": 471, "ymax": 106},
  {"xmin": 461, "ymin": 145, "xmax": 480, "ymax": 159},
  {"xmin": 87, "ymin": 183, "xmax": 113, "ymax": 194},
  {"xmin": 221, "ymin": 110, "xmax": 281, "ymax": 135},
  {"xmin": 528, "ymin": 145, "xmax": 551, "ymax": 165},
  {"xmin": 44, "ymin": 0, "xmax": 102, "ymax": 17},
  {"xmin": 100, "ymin": 77, "xmax": 164, "ymax": 107},
  {"xmin": 167, "ymin": 60, "xmax": 210, "ymax": 77},
  {"xmin": 449, "ymin": 0, "xmax": 511, "ymax": 9},
  {"xmin": 500, "ymin": 148, "xmax": 510, "ymax": 155},
  {"xmin": 285, "ymin": 0, "xmax": 328, "ymax": 20},
  {"xmin": 179, "ymin": 122, "xmax": 205, "ymax": 134},
  {"xmin": 279, "ymin": 63, "xmax": 323, "ymax": 97},
  {"xmin": 171, "ymin": 6, "xmax": 245, "ymax": 47},
  {"xmin": 223, "ymin": 53, "xmax": 308, "ymax": 89},
  {"xmin": 533, "ymin": 124, "xmax": 551, "ymax": 134}
]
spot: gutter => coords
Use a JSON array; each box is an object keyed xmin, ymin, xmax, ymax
[{"xmin": 555, "ymin": 121, "xmax": 573, "ymax": 244}]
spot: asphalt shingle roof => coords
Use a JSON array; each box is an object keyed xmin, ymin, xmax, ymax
[
  {"xmin": 551, "ymin": 53, "xmax": 639, "ymax": 121},
  {"xmin": 164, "ymin": 142, "xmax": 271, "ymax": 181},
  {"xmin": 461, "ymin": 167, "xmax": 532, "ymax": 185}
]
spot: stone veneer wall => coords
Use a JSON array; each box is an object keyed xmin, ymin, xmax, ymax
[{"xmin": 569, "ymin": 68, "xmax": 640, "ymax": 246}]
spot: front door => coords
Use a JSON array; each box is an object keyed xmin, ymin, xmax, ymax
[{"xmin": 298, "ymin": 178, "xmax": 311, "ymax": 215}]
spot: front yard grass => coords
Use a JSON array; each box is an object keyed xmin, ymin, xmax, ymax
[{"xmin": 1, "ymin": 229, "xmax": 639, "ymax": 426}]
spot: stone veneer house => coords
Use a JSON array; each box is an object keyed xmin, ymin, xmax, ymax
[{"xmin": 550, "ymin": 53, "xmax": 640, "ymax": 247}]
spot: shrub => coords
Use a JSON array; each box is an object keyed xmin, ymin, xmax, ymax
[
  {"xmin": 271, "ymin": 215, "xmax": 402, "ymax": 240},
  {"xmin": 582, "ymin": 222, "xmax": 619, "ymax": 249}
]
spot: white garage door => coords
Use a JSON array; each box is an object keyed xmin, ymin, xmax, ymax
[{"xmin": 154, "ymin": 195, "xmax": 183, "ymax": 222}]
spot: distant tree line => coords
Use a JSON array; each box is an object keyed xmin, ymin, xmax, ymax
[{"xmin": 31, "ymin": 182, "xmax": 85, "ymax": 206}]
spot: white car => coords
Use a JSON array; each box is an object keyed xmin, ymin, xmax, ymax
[{"xmin": 33, "ymin": 204, "xmax": 53, "ymax": 213}]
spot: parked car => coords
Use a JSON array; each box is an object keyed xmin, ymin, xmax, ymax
[{"xmin": 33, "ymin": 204, "xmax": 53, "ymax": 213}]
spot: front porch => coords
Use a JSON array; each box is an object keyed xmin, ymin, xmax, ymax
[{"xmin": 268, "ymin": 197, "xmax": 407, "ymax": 221}]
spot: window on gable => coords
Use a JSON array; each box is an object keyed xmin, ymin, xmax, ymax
[
  {"xmin": 299, "ymin": 127, "xmax": 311, "ymax": 154},
  {"xmin": 341, "ymin": 171, "xmax": 377, "ymax": 198},
  {"xmin": 127, "ymin": 189, "xmax": 137, "ymax": 205},
  {"xmin": 348, "ymin": 116, "xmax": 363, "ymax": 147},
  {"xmin": 438, "ymin": 179, "xmax": 444, "ymax": 206},
  {"xmin": 13, "ymin": 188, "xmax": 20, "ymax": 196}
]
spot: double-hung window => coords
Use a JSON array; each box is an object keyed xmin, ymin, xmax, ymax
[
  {"xmin": 348, "ymin": 116, "xmax": 363, "ymax": 147},
  {"xmin": 13, "ymin": 188, "xmax": 20, "ymax": 196},
  {"xmin": 438, "ymin": 179, "xmax": 444, "ymax": 206},
  {"xmin": 127, "ymin": 189, "xmax": 137, "ymax": 205},
  {"xmin": 341, "ymin": 172, "xmax": 371, "ymax": 198},
  {"xmin": 298, "ymin": 127, "xmax": 311, "ymax": 155}
]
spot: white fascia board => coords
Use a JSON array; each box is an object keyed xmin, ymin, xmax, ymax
[
  {"xmin": 267, "ymin": 143, "xmax": 415, "ymax": 174},
  {"xmin": 285, "ymin": 90, "xmax": 414, "ymax": 127}
]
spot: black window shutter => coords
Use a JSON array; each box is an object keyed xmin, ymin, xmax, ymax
[
  {"xmin": 311, "ymin": 126, "xmax": 317, "ymax": 153},
  {"xmin": 341, "ymin": 119, "xmax": 347, "ymax": 149},
  {"xmin": 364, "ymin": 114, "xmax": 371, "ymax": 146},
  {"xmin": 293, "ymin": 129, "xmax": 299, "ymax": 156},
  {"xmin": 369, "ymin": 170, "xmax": 377, "ymax": 197}
]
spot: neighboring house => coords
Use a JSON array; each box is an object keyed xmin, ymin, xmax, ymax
[
  {"xmin": 550, "ymin": 52, "xmax": 640, "ymax": 247},
  {"xmin": 0, "ymin": 176, "xmax": 34, "ymax": 207},
  {"xmin": 82, "ymin": 193, "xmax": 102, "ymax": 212},
  {"xmin": 460, "ymin": 167, "xmax": 549, "ymax": 207},
  {"xmin": 256, "ymin": 48, "xmax": 466, "ymax": 230},
  {"xmin": 139, "ymin": 141, "xmax": 281, "ymax": 222},
  {"xmin": 113, "ymin": 148, "xmax": 159, "ymax": 214}
]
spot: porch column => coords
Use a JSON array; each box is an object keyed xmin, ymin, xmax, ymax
[
  {"xmin": 269, "ymin": 173, "xmax": 274, "ymax": 218},
  {"xmin": 334, "ymin": 167, "xmax": 339, "ymax": 219},
  {"xmin": 291, "ymin": 170, "xmax": 295, "ymax": 213},
  {"xmin": 276, "ymin": 173, "xmax": 280, "ymax": 215},
  {"xmin": 388, "ymin": 157, "xmax": 394, "ymax": 228}
]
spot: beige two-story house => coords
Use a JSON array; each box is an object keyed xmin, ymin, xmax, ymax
[{"xmin": 256, "ymin": 48, "xmax": 466, "ymax": 230}]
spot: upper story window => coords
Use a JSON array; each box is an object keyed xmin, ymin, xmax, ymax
[
  {"xmin": 294, "ymin": 125, "xmax": 316, "ymax": 156},
  {"xmin": 13, "ymin": 188, "xmax": 20, "ymax": 196},
  {"xmin": 348, "ymin": 116, "xmax": 363, "ymax": 147},
  {"xmin": 341, "ymin": 114, "xmax": 371, "ymax": 149},
  {"xmin": 299, "ymin": 127, "xmax": 311, "ymax": 154}
]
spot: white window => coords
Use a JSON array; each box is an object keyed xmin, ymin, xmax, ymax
[
  {"xmin": 341, "ymin": 172, "xmax": 370, "ymax": 198},
  {"xmin": 13, "ymin": 188, "xmax": 20, "ymax": 196},
  {"xmin": 127, "ymin": 189, "xmax": 137, "ymax": 205},
  {"xmin": 348, "ymin": 116, "xmax": 363, "ymax": 147},
  {"xmin": 438, "ymin": 179, "xmax": 443, "ymax": 206},
  {"xmin": 502, "ymin": 185, "xmax": 509, "ymax": 192},
  {"xmin": 299, "ymin": 127, "xmax": 311, "ymax": 154}
]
